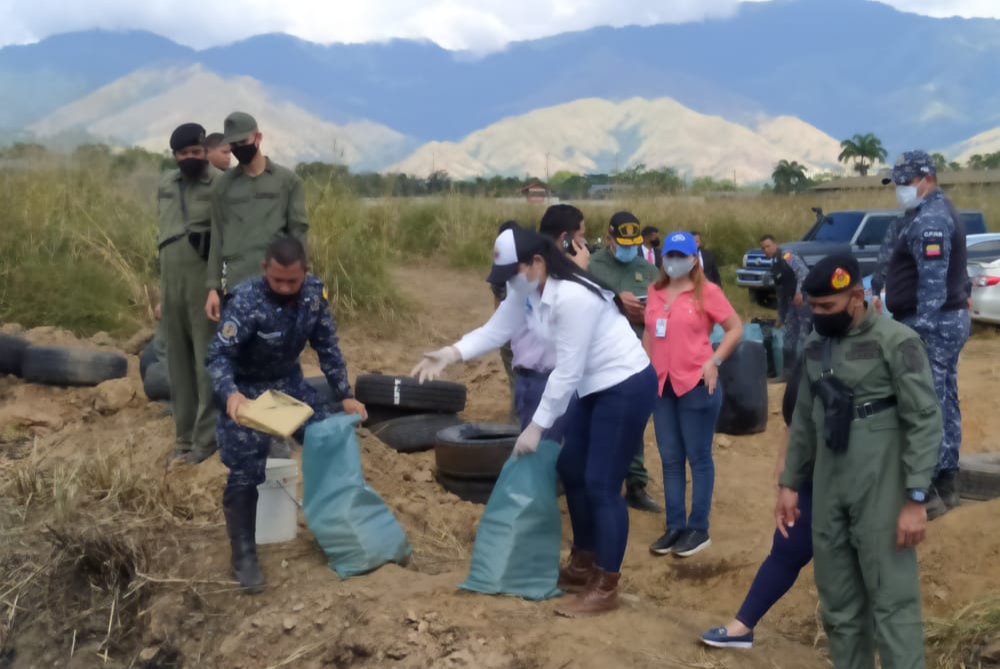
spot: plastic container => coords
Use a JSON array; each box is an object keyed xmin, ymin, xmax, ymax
[{"xmin": 256, "ymin": 458, "xmax": 299, "ymax": 544}]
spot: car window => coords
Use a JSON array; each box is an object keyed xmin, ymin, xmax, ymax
[
  {"xmin": 855, "ymin": 215, "xmax": 896, "ymax": 247},
  {"xmin": 967, "ymin": 240, "xmax": 1000, "ymax": 261},
  {"xmin": 961, "ymin": 213, "xmax": 987, "ymax": 235},
  {"xmin": 809, "ymin": 212, "xmax": 865, "ymax": 242}
]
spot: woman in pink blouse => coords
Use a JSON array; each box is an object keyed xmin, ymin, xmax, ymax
[{"xmin": 642, "ymin": 231, "xmax": 743, "ymax": 558}]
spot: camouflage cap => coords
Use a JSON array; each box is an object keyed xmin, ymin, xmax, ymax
[
  {"xmin": 222, "ymin": 112, "xmax": 259, "ymax": 145},
  {"xmin": 882, "ymin": 150, "xmax": 936, "ymax": 186}
]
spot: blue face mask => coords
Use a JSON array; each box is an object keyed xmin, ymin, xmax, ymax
[{"xmin": 614, "ymin": 245, "xmax": 639, "ymax": 263}]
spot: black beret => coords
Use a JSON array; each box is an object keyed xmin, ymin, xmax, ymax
[
  {"xmin": 803, "ymin": 254, "xmax": 861, "ymax": 297},
  {"xmin": 170, "ymin": 123, "xmax": 206, "ymax": 152}
]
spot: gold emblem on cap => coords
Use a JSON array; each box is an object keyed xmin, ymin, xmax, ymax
[{"xmin": 831, "ymin": 268, "xmax": 851, "ymax": 290}]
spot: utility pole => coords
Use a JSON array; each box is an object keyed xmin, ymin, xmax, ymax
[{"xmin": 545, "ymin": 151, "xmax": 550, "ymax": 204}]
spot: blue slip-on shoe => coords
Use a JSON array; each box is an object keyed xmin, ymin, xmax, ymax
[{"xmin": 701, "ymin": 626, "xmax": 754, "ymax": 649}]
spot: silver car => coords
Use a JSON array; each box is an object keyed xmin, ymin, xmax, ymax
[{"xmin": 967, "ymin": 234, "xmax": 1000, "ymax": 325}]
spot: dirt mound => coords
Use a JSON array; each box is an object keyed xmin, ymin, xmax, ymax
[{"xmin": 2, "ymin": 267, "xmax": 1000, "ymax": 668}]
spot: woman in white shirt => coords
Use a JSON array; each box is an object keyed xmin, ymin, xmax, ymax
[{"xmin": 412, "ymin": 225, "xmax": 657, "ymax": 618}]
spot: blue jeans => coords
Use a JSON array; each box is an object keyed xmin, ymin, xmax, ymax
[
  {"xmin": 513, "ymin": 370, "xmax": 572, "ymax": 443},
  {"xmin": 557, "ymin": 365, "xmax": 658, "ymax": 573},
  {"xmin": 736, "ymin": 485, "xmax": 814, "ymax": 628},
  {"xmin": 653, "ymin": 379, "xmax": 723, "ymax": 532}
]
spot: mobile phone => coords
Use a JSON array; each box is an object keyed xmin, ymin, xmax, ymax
[
  {"xmin": 562, "ymin": 238, "xmax": 577, "ymax": 256},
  {"xmin": 637, "ymin": 295, "xmax": 648, "ymax": 303}
]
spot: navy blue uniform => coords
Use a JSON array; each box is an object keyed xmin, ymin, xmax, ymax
[
  {"xmin": 885, "ymin": 188, "xmax": 970, "ymax": 475},
  {"xmin": 207, "ymin": 275, "xmax": 354, "ymax": 491}
]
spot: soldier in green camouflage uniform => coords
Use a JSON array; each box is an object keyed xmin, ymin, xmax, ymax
[
  {"xmin": 204, "ymin": 112, "xmax": 309, "ymax": 321},
  {"xmin": 778, "ymin": 254, "xmax": 941, "ymax": 669},
  {"xmin": 158, "ymin": 123, "xmax": 221, "ymax": 463}
]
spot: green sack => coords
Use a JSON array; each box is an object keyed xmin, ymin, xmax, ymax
[
  {"xmin": 459, "ymin": 439, "xmax": 562, "ymax": 601},
  {"xmin": 302, "ymin": 413, "xmax": 412, "ymax": 578}
]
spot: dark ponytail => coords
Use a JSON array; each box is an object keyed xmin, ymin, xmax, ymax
[{"xmin": 521, "ymin": 236, "xmax": 628, "ymax": 316}]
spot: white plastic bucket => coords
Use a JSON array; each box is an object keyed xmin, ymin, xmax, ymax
[{"xmin": 256, "ymin": 458, "xmax": 299, "ymax": 544}]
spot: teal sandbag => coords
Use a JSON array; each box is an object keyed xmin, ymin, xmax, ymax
[
  {"xmin": 302, "ymin": 413, "xmax": 412, "ymax": 578},
  {"xmin": 459, "ymin": 439, "xmax": 562, "ymax": 601},
  {"xmin": 710, "ymin": 323, "xmax": 765, "ymax": 346}
]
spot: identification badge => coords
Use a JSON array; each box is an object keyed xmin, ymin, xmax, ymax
[
  {"xmin": 655, "ymin": 318, "xmax": 667, "ymax": 338},
  {"xmin": 635, "ymin": 272, "xmax": 643, "ymax": 282}
]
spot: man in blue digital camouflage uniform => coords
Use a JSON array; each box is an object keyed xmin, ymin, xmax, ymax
[
  {"xmin": 883, "ymin": 150, "xmax": 971, "ymax": 520},
  {"xmin": 760, "ymin": 235, "xmax": 812, "ymax": 379},
  {"xmin": 207, "ymin": 237, "xmax": 367, "ymax": 593},
  {"xmin": 870, "ymin": 208, "xmax": 917, "ymax": 315}
]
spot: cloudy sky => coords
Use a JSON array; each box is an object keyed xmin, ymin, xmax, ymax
[{"xmin": 0, "ymin": 0, "xmax": 996, "ymax": 52}]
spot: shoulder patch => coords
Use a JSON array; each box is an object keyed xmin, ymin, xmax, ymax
[
  {"xmin": 322, "ymin": 286, "xmax": 328, "ymax": 301},
  {"xmin": 900, "ymin": 339, "xmax": 926, "ymax": 373},
  {"xmin": 923, "ymin": 237, "xmax": 943, "ymax": 259},
  {"xmin": 783, "ymin": 252, "xmax": 792, "ymax": 261},
  {"xmin": 219, "ymin": 319, "xmax": 239, "ymax": 344}
]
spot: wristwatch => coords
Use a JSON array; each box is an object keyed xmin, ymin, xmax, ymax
[{"xmin": 906, "ymin": 488, "xmax": 929, "ymax": 504}]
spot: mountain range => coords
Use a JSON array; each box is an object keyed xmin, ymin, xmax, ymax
[{"xmin": 4, "ymin": 0, "xmax": 1000, "ymax": 181}]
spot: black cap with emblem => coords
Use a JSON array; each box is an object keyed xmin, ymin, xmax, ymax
[
  {"xmin": 803, "ymin": 254, "xmax": 861, "ymax": 298},
  {"xmin": 169, "ymin": 123, "xmax": 207, "ymax": 152}
]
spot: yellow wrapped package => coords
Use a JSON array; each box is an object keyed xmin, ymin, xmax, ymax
[{"xmin": 238, "ymin": 390, "xmax": 315, "ymax": 438}]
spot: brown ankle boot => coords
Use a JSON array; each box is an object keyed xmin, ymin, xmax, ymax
[
  {"xmin": 554, "ymin": 569, "xmax": 620, "ymax": 618},
  {"xmin": 557, "ymin": 547, "xmax": 596, "ymax": 593}
]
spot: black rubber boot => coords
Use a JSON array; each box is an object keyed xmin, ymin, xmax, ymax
[{"xmin": 223, "ymin": 487, "xmax": 266, "ymax": 594}]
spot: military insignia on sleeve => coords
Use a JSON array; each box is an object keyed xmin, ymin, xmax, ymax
[
  {"xmin": 922, "ymin": 230, "xmax": 944, "ymax": 259},
  {"xmin": 219, "ymin": 319, "xmax": 239, "ymax": 343},
  {"xmin": 901, "ymin": 339, "xmax": 926, "ymax": 373},
  {"xmin": 783, "ymin": 252, "xmax": 792, "ymax": 261},
  {"xmin": 322, "ymin": 286, "xmax": 329, "ymax": 301},
  {"xmin": 831, "ymin": 268, "xmax": 851, "ymax": 290}
]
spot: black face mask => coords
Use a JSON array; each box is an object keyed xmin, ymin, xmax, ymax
[
  {"xmin": 650, "ymin": 238, "xmax": 661, "ymax": 248},
  {"xmin": 266, "ymin": 286, "xmax": 299, "ymax": 306},
  {"xmin": 232, "ymin": 143, "xmax": 259, "ymax": 165},
  {"xmin": 813, "ymin": 309, "xmax": 854, "ymax": 339},
  {"xmin": 177, "ymin": 157, "xmax": 208, "ymax": 178}
]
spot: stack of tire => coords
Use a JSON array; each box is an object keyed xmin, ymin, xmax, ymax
[
  {"xmin": 139, "ymin": 341, "xmax": 170, "ymax": 402},
  {"xmin": 0, "ymin": 332, "xmax": 128, "ymax": 387},
  {"xmin": 433, "ymin": 422, "xmax": 521, "ymax": 504}
]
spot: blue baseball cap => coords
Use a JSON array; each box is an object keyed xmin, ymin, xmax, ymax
[
  {"xmin": 882, "ymin": 150, "xmax": 936, "ymax": 186},
  {"xmin": 661, "ymin": 231, "xmax": 698, "ymax": 257}
]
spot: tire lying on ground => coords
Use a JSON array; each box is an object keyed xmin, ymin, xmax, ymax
[
  {"xmin": 0, "ymin": 333, "xmax": 30, "ymax": 376},
  {"xmin": 305, "ymin": 375, "xmax": 424, "ymax": 426},
  {"xmin": 139, "ymin": 341, "xmax": 159, "ymax": 378},
  {"xmin": 21, "ymin": 345, "xmax": 128, "ymax": 387},
  {"xmin": 356, "ymin": 374, "xmax": 467, "ymax": 414},
  {"xmin": 435, "ymin": 472, "xmax": 496, "ymax": 505},
  {"xmin": 434, "ymin": 423, "xmax": 520, "ymax": 480},
  {"xmin": 371, "ymin": 413, "xmax": 464, "ymax": 454},
  {"xmin": 958, "ymin": 454, "xmax": 1000, "ymax": 501},
  {"xmin": 143, "ymin": 361, "xmax": 171, "ymax": 402}
]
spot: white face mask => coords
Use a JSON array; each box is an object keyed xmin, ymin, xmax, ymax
[
  {"xmin": 895, "ymin": 184, "xmax": 921, "ymax": 209},
  {"xmin": 509, "ymin": 272, "xmax": 539, "ymax": 294},
  {"xmin": 663, "ymin": 257, "xmax": 696, "ymax": 279}
]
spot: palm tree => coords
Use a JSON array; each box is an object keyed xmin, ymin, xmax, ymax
[
  {"xmin": 838, "ymin": 133, "xmax": 889, "ymax": 176},
  {"xmin": 931, "ymin": 153, "xmax": 948, "ymax": 172},
  {"xmin": 772, "ymin": 160, "xmax": 809, "ymax": 194}
]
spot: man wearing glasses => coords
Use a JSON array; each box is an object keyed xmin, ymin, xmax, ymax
[{"xmin": 204, "ymin": 111, "xmax": 309, "ymax": 322}]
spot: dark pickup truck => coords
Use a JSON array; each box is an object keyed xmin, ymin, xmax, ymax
[{"xmin": 736, "ymin": 207, "xmax": 988, "ymax": 306}]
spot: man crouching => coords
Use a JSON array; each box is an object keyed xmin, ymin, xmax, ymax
[{"xmin": 206, "ymin": 237, "xmax": 367, "ymax": 593}]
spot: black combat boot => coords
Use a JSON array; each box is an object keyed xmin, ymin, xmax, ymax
[
  {"xmin": 222, "ymin": 487, "xmax": 266, "ymax": 594},
  {"xmin": 625, "ymin": 484, "xmax": 663, "ymax": 513}
]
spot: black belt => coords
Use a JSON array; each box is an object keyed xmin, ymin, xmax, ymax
[
  {"xmin": 514, "ymin": 366, "xmax": 550, "ymax": 379},
  {"xmin": 157, "ymin": 233, "xmax": 186, "ymax": 251},
  {"xmin": 853, "ymin": 397, "xmax": 897, "ymax": 421}
]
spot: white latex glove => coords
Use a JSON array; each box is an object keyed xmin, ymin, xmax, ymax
[
  {"xmin": 411, "ymin": 346, "xmax": 461, "ymax": 384},
  {"xmin": 514, "ymin": 422, "xmax": 544, "ymax": 458}
]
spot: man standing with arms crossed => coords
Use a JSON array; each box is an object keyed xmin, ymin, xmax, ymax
[
  {"xmin": 777, "ymin": 254, "xmax": 941, "ymax": 669},
  {"xmin": 883, "ymin": 151, "xmax": 971, "ymax": 519},
  {"xmin": 205, "ymin": 112, "xmax": 309, "ymax": 321},
  {"xmin": 588, "ymin": 211, "xmax": 662, "ymax": 513},
  {"xmin": 158, "ymin": 123, "xmax": 221, "ymax": 463}
]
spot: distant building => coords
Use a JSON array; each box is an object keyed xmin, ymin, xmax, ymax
[
  {"xmin": 811, "ymin": 168, "xmax": 1000, "ymax": 192},
  {"xmin": 520, "ymin": 182, "xmax": 551, "ymax": 203},
  {"xmin": 587, "ymin": 183, "xmax": 636, "ymax": 199}
]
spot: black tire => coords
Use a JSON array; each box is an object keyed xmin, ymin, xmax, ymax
[
  {"xmin": 435, "ymin": 472, "xmax": 495, "ymax": 505},
  {"xmin": 958, "ymin": 454, "xmax": 1000, "ymax": 501},
  {"xmin": 355, "ymin": 374, "xmax": 467, "ymax": 414},
  {"xmin": 434, "ymin": 423, "xmax": 520, "ymax": 480},
  {"xmin": 21, "ymin": 345, "xmax": 128, "ymax": 387},
  {"xmin": 371, "ymin": 414, "xmax": 464, "ymax": 453},
  {"xmin": 0, "ymin": 333, "xmax": 30, "ymax": 377},
  {"xmin": 139, "ymin": 341, "xmax": 159, "ymax": 378},
  {"xmin": 143, "ymin": 362, "xmax": 171, "ymax": 401},
  {"xmin": 363, "ymin": 405, "xmax": 422, "ymax": 428}
]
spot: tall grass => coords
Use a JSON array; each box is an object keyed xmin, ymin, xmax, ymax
[{"xmin": 2, "ymin": 164, "xmax": 999, "ymax": 337}]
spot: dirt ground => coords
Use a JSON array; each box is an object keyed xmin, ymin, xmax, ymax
[{"xmin": 2, "ymin": 265, "xmax": 1000, "ymax": 669}]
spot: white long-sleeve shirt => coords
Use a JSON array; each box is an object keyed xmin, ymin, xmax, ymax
[{"xmin": 454, "ymin": 277, "xmax": 650, "ymax": 429}]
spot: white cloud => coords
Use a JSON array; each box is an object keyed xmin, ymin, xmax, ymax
[{"xmin": 0, "ymin": 0, "xmax": 995, "ymax": 52}]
